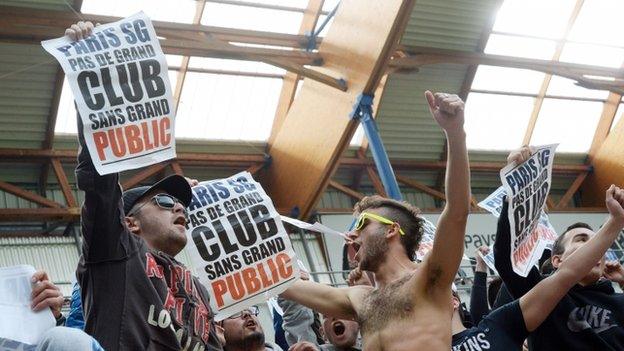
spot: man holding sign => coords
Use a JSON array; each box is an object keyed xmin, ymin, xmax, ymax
[
  {"xmin": 281, "ymin": 91, "xmax": 471, "ymax": 350},
  {"xmin": 495, "ymin": 146, "xmax": 624, "ymax": 350},
  {"xmin": 63, "ymin": 23, "xmax": 222, "ymax": 351}
]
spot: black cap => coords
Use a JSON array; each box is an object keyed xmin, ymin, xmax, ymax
[{"xmin": 122, "ymin": 174, "xmax": 192, "ymax": 215}]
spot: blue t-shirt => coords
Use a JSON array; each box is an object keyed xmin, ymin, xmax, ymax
[{"xmin": 452, "ymin": 300, "xmax": 528, "ymax": 351}]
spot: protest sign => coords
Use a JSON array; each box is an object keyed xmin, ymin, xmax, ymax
[
  {"xmin": 477, "ymin": 246, "xmax": 498, "ymax": 275},
  {"xmin": 184, "ymin": 172, "xmax": 299, "ymax": 320},
  {"xmin": 0, "ymin": 265, "xmax": 55, "ymax": 345},
  {"xmin": 41, "ymin": 12, "xmax": 175, "ymax": 175},
  {"xmin": 500, "ymin": 144, "xmax": 558, "ymax": 276}
]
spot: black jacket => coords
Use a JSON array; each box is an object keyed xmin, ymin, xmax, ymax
[
  {"xmin": 75, "ymin": 118, "xmax": 222, "ymax": 351},
  {"xmin": 494, "ymin": 200, "xmax": 624, "ymax": 351}
]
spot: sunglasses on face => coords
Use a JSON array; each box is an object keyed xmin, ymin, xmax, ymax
[
  {"xmin": 351, "ymin": 212, "xmax": 405, "ymax": 235},
  {"xmin": 226, "ymin": 305, "xmax": 259, "ymax": 319},
  {"xmin": 128, "ymin": 193, "xmax": 186, "ymax": 216}
]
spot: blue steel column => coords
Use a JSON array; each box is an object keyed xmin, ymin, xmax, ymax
[{"xmin": 349, "ymin": 93, "xmax": 402, "ymax": 201}]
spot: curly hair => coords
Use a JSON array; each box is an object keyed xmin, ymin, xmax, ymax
[{"xmin": 353, "ymin": 195, "xmax": 424, "ymax": 260}]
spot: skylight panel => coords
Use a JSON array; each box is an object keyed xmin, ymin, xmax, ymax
[
  {"xmin": 547, "ymin": 76, "xmax": 609, "ymax": 100},
  {"xmin": 492, "ymin": 0, "xmax": 576, "ymax": 39},
  {"xmin": 531, "ymin": 99, "xmax": 603, "ymax": 152},
  {"xmin": 471, "ymin": 66, "xmax": 544, "ymax": 94},
  {"xmin": 188, "ymin": 58, "xmax": 285, "ymax": 75},
  {"xmin": 568, "ymin": 0, "xmax": 624, "ymax": 47},
  {"xmin": 464, "ymin": 93, "xmax": 534, "ymax": 151},
  {"xmin": 201, "ymin": 2, "xmax": 303, "ymax": 34},
  {"xmin": 559, "ymin": 43, "xmax": 624, "ymax": 68},
  {"xmin": 82, "ymin": 0, "xmax": 196, "ymax": 23},
  {"xmin": 485, "ymin": 34, "xmax": 557, "ymax": 60},
  {"xmin": 175, "ymin": 72, "xmax": 281, "ymax": 141}
]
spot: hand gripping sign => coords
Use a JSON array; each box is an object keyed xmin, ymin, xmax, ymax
[
  {"xmin": 184, "ymin": 172, "xmax": 300, "ymax": 320},
  {"xmin": 41, "ymin": 12, "xmax": 176, "ymax": 175},
  {"xmin": 499, "ymin": 144, "xmax": 558, "ymax": 277},
  {"xmin": 478, "ymin": 186, "xmax": 558, "ymax": 274}
]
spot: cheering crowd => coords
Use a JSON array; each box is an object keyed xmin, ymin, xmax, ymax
[{"xmin": 7, "ymin": 21, "xmax": 624, "ymax": 351}]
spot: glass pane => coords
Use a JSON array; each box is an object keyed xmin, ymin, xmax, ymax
[
  {"xmin": 471, "ymin": 66, "xmax": 545, "ymax": 94},
  {"xmin": 485, "ymin": 34, "xmax": 557, "ymax": 60},
  {"xmin": 166, "ymin": 55, "xmax": 184, "ymax": 67},
  {"xmin": 201, "ymin": 2, "xmax": 302, "ymax": 34},
  {"xmin": 547, "ymin": 76, "xmax": 609, "ymax": 99},
  {"xmin": 175, "ymin": 72, "xmax": 282, "ymax": 141},
  {"xmin": 531, "ymin": 99, "xmax": 603, "ymax": 152},
  {"xmin": 559, "ymin": 43, "xmax": 624, "ymax": 68},
  {"xmin": 82, "ymin": 0, "xmax": 196, "ymax": 24},
  {"xmin": 568, "ymin": 0, "xmax": 624, "ymax": 47},
  {"xmin": 245, "ymin": 0, "xmax": 308, "ymax": 8},
  {"xmin": 464, "ymin": 93, "xmax": 535, "ymax": 150},
  {"xmin": 188, "ymin": 57, "xmax": 285, "ymax": 74},
  {"xmin": 492, "ymin": 0, "xmax": 577, "ymax": 39}
]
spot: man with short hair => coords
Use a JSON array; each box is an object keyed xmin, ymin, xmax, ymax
[
  {"xmin": 281, "ymin": 91, "xmax": 471, "ymax": 350},
  {"xmin": 494, "ymin": 145, "xmax": 624, "ymax": 350},
  {"xmin": 453, "ymin": 184, "xmax": 624, "ymax": 350},
  {"xmin": 66, "ymin": 22, "xmax": 222, "ymax": 351},
  {"xmin": 219, "ymin": 306, "xmax": 282, "ymax": 351}
]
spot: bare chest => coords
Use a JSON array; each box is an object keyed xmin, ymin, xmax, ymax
[{"xmin": 358, "ymin": 275, "xmax": 415, "ymax": 335}]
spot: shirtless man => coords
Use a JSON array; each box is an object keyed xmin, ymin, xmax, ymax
[{"xmin": 281, "ymin": 91, "xmax": 470, "ymax": 350}]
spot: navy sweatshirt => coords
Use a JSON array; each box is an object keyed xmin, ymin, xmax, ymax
[{"xmin": 494, "ymin": 200, "xmax": 624, "ymax": 351}]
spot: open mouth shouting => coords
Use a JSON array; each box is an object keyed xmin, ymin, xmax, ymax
[{"xmin": 332, "ymin": 321, "xmax": 346, "ymax": 337}]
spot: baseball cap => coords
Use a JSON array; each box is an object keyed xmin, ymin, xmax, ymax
[{"xmin": 122, "ymin": 174, "xmax": 192, "ymax": 215}]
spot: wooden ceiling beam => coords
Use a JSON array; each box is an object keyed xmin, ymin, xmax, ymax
[
  {"xmin": 328, "ymin": 180, "xmax": 365, "ymax": 200},
  {"xmin": 0, "ymin": 5, "xmax": 319, "ymax": 49},
  {"xmin": 263, "ymin": 0, "xmax": 417, "ymax": 219},
  {"xmin": 0, "ymin": 181, "xmax": 62, "ymax": 209},
  {"xmin": 556, "ymin": 171, "xmax": 590, "ymax": 209},
  {"xmin": 267, "ymin": 0, "xmax": 325, "ymax": 149},
  {"xmin": 396, "ymin": 175, "xmax": 446, "ymax": 201},
  {"xmin": 50, "ymin": 158, "xmax": 77, "ymax": 208},
  {"xmin": 0, "ymin": 208, "xmax": 80, "ymax": 222}
]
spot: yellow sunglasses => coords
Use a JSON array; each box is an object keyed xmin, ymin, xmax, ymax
[{"xmin": 352, "ymin": 212, "xmax": 405, "ymax": 235}]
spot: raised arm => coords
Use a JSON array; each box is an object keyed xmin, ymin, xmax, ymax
[
  {"xmin": 419, "ymin": 91, "xmax": 471, "ymax": 291},
  {"xmin": 68, "ymin": 22, "xmax": 128, "ymax": 262},
  {"xmin": 280, "ymin": 280, "xmax": 366, "ymax": 320},
  {"xmin": 519, "ymin": 185, "xmax": 624, "ymax": 332},
  {"xmin": 470, "ymin": 246, "xmax": 491, "ymax": 325}
]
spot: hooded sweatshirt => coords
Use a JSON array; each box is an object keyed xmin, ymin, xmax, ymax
[{"xmin": 494, "ymin": 200, "xmax": 624, "ymax": 351}]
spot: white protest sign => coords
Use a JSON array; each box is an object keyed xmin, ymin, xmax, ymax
[
  {"xmin": 415, "ymin": 217, "xmax": 436, "ymax": 261},
  {"xmin": 500, "ymin": 144, "xmax": 558, "ymax": 276},
  {"xmin": 41, "ymin": 12, "xmax": 175, "ymax": 175},
  {"xmin": 415, "ymin": 217, "xmax": 469, "ymax": 262},
  {"xmin": 184, "ymin": 172, "xmax": 299, "ymax": 320},
  {"xmin": 478, "ymin": 246, "xmax": 498, "ymax": 275},
  {"xmin": 280, "ymin": 216, "xmax": 347, "ymax": 239},
  {"xmin": 0, "ymin": 265, "xmax": 55, "ymax": 345}
]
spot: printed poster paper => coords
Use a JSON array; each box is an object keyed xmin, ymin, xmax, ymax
[
  {"xmin": 42, "ymin": 12, "xmax": 175, "ymax": 175},
  {"xmin": 0, "ymin": 265, "xmax": 55, "ymax": 345},
  {"xmin": 500, "ymin": 144, "xmax": 558, "ymax": 276},
  {"xmin": 184, "ymin": 172, "xmax": 299, "ymax": 320}
]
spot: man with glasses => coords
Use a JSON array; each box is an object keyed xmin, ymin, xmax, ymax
[
  {"xmin": 281, "ymin": 91, "xmax": 471, "ymax": 350},
  {"xmin": 68, "ymin": 21, "xmax": 223, "ymax": 351},
  {"xmin": 218, "ymin": 306, "xmax": 283, "ymax": 351}
]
